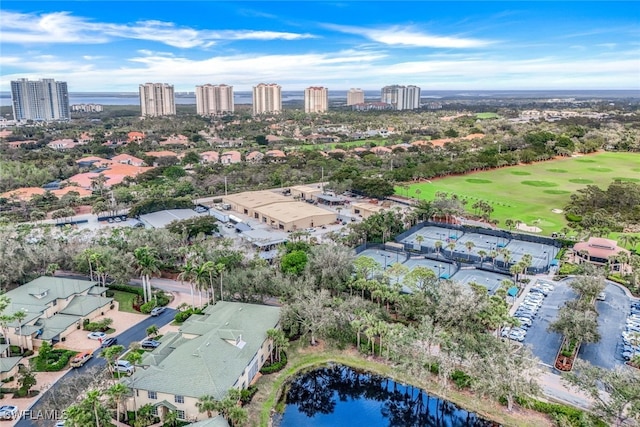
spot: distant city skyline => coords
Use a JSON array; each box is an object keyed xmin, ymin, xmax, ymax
[{"xmin": 1, "ymin": 1, "xmax": 639, "ymax": 92}]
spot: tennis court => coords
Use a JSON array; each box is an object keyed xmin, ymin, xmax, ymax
[
  {"xmin": 505, "ymin": 240, "xmax": 559, "ymax": 270},
  {"xmin": 402, "ymin": 257, "xmax": 456, "ymax": 279},
  {"xmin": 400, "ymin": 226, "xmax": 463, "ymax": 245},
  {"xmin": 452, "ymin": 269, "xmax": 510, "ymax": 294},
  {"xmin": 359, "ymin": 248, "xmax": 406, "ymax": 270}
]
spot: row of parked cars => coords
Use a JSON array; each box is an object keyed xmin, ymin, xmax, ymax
[
  {"xmin": 503, "ymin": 281, "xmax": 555, "ymax": 342},
  {"xmin": 621, "ymin": 300, "xmax": 640, "ymax": 361}
]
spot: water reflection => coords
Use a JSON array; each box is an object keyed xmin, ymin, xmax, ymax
[{"xmin": 278, "ymin": 365, "xmax": 497, "ymax": 427}]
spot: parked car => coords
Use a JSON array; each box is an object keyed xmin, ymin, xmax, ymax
[
  {"xmin": 114, "ymin": 360, "xmax": 134, "ymax": 375},
  {"xmin": 529, "ymin": 287, "xmax": 549, "ymax": 296},
  {"xmin": 150, "ymin": 306, "xmax": 166, "ymax": 316},
  {"xmin": 101, "ymin": 337, "xmax": 118, "ymax": 348},
  {"xmin": 87, "ymin": 331, "xmax": 107, "ymax": 340},
  {"xmin": 508, "ymin": 329, "xmax": 527, "ymax": 342},
  {"xmin": 515, "ymin": 317, "xmax": 532, "ymax": 327},
  {"xmin": 597, "ymin": 292, "xmax": 606, "ymax": 301},
  {"xmin": 70, "ymin": 352, "xmax": 92, "ymax": 368},
  {"xmin": 0, "ymin": 405, "xmax": 18, "ymax": 420},
  {"xmin": 141, "ymin": 339, "xmax": 160, "ymax": 349}
]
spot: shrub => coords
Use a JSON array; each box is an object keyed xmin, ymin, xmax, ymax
[
  {"xmin": 240, "ymin": 386, "xmax": 258, "ymax": 405},
  {"xmin": 139, "ymin": 301, "xmax": 155, "ymax": 314},
  {"xmin": 260, "ymin": 352, "xmax": 288, "ymax": 374},
  {"xmin": 450, "ymin": 370, "xmax": 473, "ymax": 389},
  {"xmin": 34, "ymin": 349, "xmax": 77, "ymax": 372},
  {"xmin": 174, "ymin": 307, "xmax": 204, "ymax": 324},
  {"xmin": 516, "ymin": 396, "xmax": 607, "ymax": 427}
]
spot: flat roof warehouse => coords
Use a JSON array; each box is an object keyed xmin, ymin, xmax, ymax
[{"xmin": 223, "ymin": 190, "xmax": 336, "ymax": 231}]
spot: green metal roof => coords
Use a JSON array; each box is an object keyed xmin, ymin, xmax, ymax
[
  {"xmin": 37, "ymin": 314, "xmax": 80, "ymax": 340},
  {"xmin": 59, "ymin": 295, "xmax": 112, "ymax": 316},
  {"xmin": 153, "ymin": 400, "xmax": 177, "ymax": 411},
  {"xmin": 0, "ymin": 357, "xmax": 22, "ymax": 373},
  {"xmin": 129, "ymin": 301, "xmax": 280, "ymax": 400},
  {"xmin": 4, "ymin": 276, "xmax": 98, "ymax": 325}
]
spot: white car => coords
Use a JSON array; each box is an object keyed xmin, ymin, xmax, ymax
[
  {"xmin": 87, "ymin": 331, "xmax": 107, "ymax": 340},
  {"xmin": 597, "ymin": 292, "xmax": 606, "ymax": 301},
  {"xmin": 515, "ymin": 317, "xmax": 532, "ymax": 327},
  {"xmin": 0, "ymin": 405, "xmax": 18, "ymax": 420}
]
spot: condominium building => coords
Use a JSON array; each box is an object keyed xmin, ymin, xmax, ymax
[
  {"xmin": 347, "ymin": 88, "xmax": 365, "ymax": 106},
  {"xmin": 10, "ymin": 78, "xmax": 70, "ymax": 122},
  {"xmin": 252, "ymin": 83, "xmax": 282, "ymax": 115},
  {"xmin": 195, "ymin": 84, "xmax": 234, "ymax": 115},
  {"xmin": 381, "ymin": 85, "xmax": 421, "ymax": 110},
  {"xmin": 139, "ymin": 83, "xmax": 176, "ymax": 117},
  {"xmin": 304, "ymin": 86, "xmax": 328, "ymax": 113}
]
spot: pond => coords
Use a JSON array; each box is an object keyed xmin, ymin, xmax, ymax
[{"xmin": 276, "ymin": 364, "xmax": 497, "ymax": 427}]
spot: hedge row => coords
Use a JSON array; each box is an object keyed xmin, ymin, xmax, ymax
[
  {"xmin": 108, "ymin": 283, "xmax": 144, "ymax": 296},
  {"xmin": 260, "ymin": 353, "xmax": 288, "ymax": 374}
]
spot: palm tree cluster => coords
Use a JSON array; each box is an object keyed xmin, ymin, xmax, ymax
[{"xmin": 197, "ymin": 389, "xmax": 248, "ymax": 427}]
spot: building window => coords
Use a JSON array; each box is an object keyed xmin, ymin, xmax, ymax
[
  {"xmin": 261, "ymin": 354, "xmax": 264, "ymax": 363},
  {"xmin": 177, "ymin": 410, "xmax": 186, "ymax": 420},
  {"xmin": 151, "ymin": 406, "xmax": 158, "ymax": 416},
  {"xmin": 174, "ymin": 395, "xmax": 184, "ymax": 404},
  {"xmin": 148, "ymin": 391, "xmax": 157, "ymax": 400}
]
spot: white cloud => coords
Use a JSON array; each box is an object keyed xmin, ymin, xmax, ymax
[
  {"xmin": 0, "ymin": 11, "xmax": 316, "ymax": 48},
  {"xmin": 325, "ymin": 24, "xmax": 493, "ymax": 48},
  {"xmin": 2, "ymin": 48, "xmax": 638, "ymax": 92}
]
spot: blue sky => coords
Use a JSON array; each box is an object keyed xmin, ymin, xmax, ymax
[{"xmin": 1, "ymin": 1, "xmax": 639, "ymax": 92}]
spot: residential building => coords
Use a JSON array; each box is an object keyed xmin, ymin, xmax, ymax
[
  {"xmin": 347, "ymin": 88, "xmax": 364, "ymax": 106},
  {"xmin": 11, "ymin": 78, "xmax": 70, "ymax": 122},
  {"xmin": 139, "ymin": 83, "xmax": 176, "ymax": 117},
  {"xmin": 71, "ymin": 104, "xmax": 103, "ymax": 112},
  {"xmin": 220, "ymin": 150, "xmax": 242, "ymax": 165},
  {"xmin": 124, "ymin": 302, "xmax": 280, "ymax": 422},
  {"xmin": 252, "ymin": 83, "xmax": 282, "ymax": 115},
  {"xmin": 380, "ymin": 85, "xmax": 421, "ymax": 110},
  {"xmin": 2, "ymin": 277, "xmax": 114, "ymax": 352},
  {"xmin": 196, "ymin": 84, "xmax": 234, "ymax": 115},
  {"xmin": 304, "ymin": 86, "xmax": 328, "ymax": 113}
]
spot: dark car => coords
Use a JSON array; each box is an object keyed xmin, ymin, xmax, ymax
[
  {"xmin": 141, "ymin": 339, "xmax": 160, "ymax": 349},
  {"xmin": 101, "ymin": 337, "xmax": 118, "ymax": 348}
]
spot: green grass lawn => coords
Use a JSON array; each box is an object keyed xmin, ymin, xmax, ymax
[
  {"xmin": 397, "ymin": 152, "xmax": 640, "ymax": 235},
  {"xmin": 475, "ymin": 112, "xmax": 500, "ymax": 119},
  {"xmin": 111, "ymin": 290, "xmax": 139, "ymax": 314}
]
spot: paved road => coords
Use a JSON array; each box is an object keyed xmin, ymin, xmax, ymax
[
  {"xmin": 579, "ymin": 282, "xmax": 630, "ymax": 369},
  {"xmin": 15, "ymin": 308, "xmax": 176, "ymax": 427}
]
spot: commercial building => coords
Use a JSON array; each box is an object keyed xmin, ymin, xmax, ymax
[
  {"xmin": 380, "ymin": 85, "xmax": 421, "ymax": 110},
  {"xmin": 196, "ymin": 84, "xmax": 234, "ymax": 116},
  {"xmin": 351, "ymin": 202, "xmax": 388, "ymax": 219},
  {"xmin": 139, "ymin": 83, "xmax": 176, "ymax": 117},
  {"xmin": 573, "ymin": 237, "xmax": 630, "ymax": 269},
  {"xmin": 304, "ymin": 86, "xmax": 328, "ymax": 113},
  {"xmin": 252, "ymin": 83, "xmax": 282, "ymax": 115},
  {"xmin": 124, "ymin": 302, "xmax": 280, "ymax": 422},
  {"xmin": 10, "ymin": 78, "xmax": 70, "ymax": 122},
  {"xmin": 223, "ymin": 190, "xmax": 336, "ymax": 231},
  {"xmin": 347, "ymin": 88, "xmax": 365, "ymax": 106}
]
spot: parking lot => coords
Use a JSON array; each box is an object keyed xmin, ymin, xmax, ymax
[
  {"xmin": 579, "ymin": 282, "xmax": 630, "ymax": 370},
  {"xmin": 519, "ymin": 279, "xmax": 577, "ymax": 366}
]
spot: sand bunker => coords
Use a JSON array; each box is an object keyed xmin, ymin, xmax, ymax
[
  {"xmin": 551, "ymin": 209, "xmax": 564, "ymax": 214},
  {"xmin": 516, "ymin": 223, "xmax": 542, "ymax": 233}
]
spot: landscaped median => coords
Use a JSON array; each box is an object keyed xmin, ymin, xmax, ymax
[{"xmin": 252, "ymin": 344, "xmax": 555, "ymax": 427}]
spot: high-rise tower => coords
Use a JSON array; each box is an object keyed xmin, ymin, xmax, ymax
[
  {"xmin": 139, "ymin": 83, "xmax": 176, "ymax": 117},
  {"xmin": 11, "ymin": 78, "xmax": 70, "ymax": 121}
]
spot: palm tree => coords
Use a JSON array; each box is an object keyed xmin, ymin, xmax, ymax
[
  {"xmin": 465, "ymin": 241, "xmax": 475, "ymax": 260},
  {"xmin": 197, "ymin": 395, "xmax": 217, "ymax": 418},
  {"xmin": 434, "ymin": 240, "xmax": 443, "ymax": 257},
  {"xmin": 134, "ymin": 246, "xmax": 160, "ymax": 304},
  {"xmin": 415, "ymin": 234, "xmax": 424, "ymax": 250},
  {"xmin": 106, "ymin": 382, "xmax": 130, "ymax": 422},
  {"xmin": 163, "ymin": 410, "xmax": 179, "ymax": 427},
  {"xmin": 446, "ymin": 242, "xmax": 456, "ymax": 260},
  {"xmin": 227, "ymin": 406, "xmax": 248, "ymax": 427},
  {"xmin": 478, "ymin": 250, "xmax": 487, "ymax": 265},
  {"xmin": 12, "ymin": 309, "xmax": 27, "ymax": 351},
  {"xmin": 194, "ymin": 261, "xmax": 214, "ymax": 307},
  {"xmin": 178, "ymin": 259, "xmax": 198, "ymax": 307}
]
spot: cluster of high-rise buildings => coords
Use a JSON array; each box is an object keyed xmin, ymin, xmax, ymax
[
  {"xmin": 140, "ymin": 82, "xmax": 422, "ymax": 117},
  {"xmin": 10, "ymin": 78, "xmax": 423, "ymax": 121}
]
